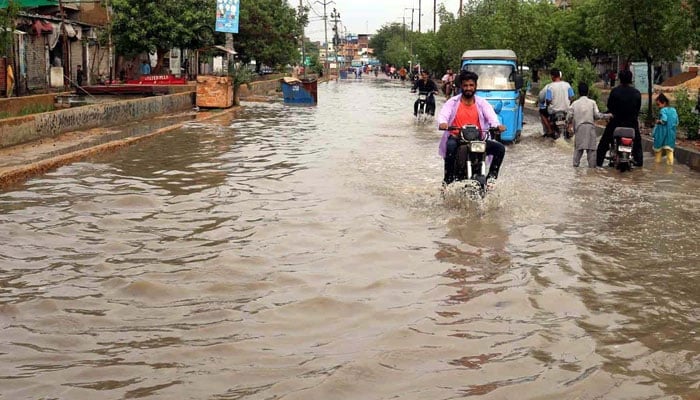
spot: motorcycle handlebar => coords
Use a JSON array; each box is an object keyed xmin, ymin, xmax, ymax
[{"xmin": 447, "ymin": 125, "xmax": 501, "ymax": 133}]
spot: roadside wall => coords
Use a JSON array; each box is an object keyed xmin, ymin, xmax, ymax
[
  {"xmin": 0, "ymin": 92, "xmax": 194, "ymax": 148},
  {"xmin": 239, "ymin": 79, "xmax": 280, "ymax": 97},
  {"xmin": 0, "ymin": 93, "xmax": 60, "ymax": 116},
  {"xmin": 0, "ymin": 77, "xmax": 279, "ymax": 150}
]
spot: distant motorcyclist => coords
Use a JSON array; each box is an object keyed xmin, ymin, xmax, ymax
[
  {"xmin": 438, "ymin": 70, "xmax": 507, "ymax": 185},
  {"xmin": 596, "ymin": 69, "xmax": 643, "ymax": 167},
  {"xmin": 412, "ymin": 70, "xmax": 438, "ymax": 116},
  {"xmin": 441, "ymin": 68, "xmax": 455, "ymax": 98}
]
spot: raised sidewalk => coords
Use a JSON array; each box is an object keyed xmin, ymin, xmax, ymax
[{"xmin": 0, "ymin": 78, "xmax": 282, "ymax": 187}]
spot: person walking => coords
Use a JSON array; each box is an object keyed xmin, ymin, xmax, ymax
[
  {"xmin": 567, "ymin": 82, "xmax": 609, "ymax": 168},
  {"xmin": 652, "ymin": 93, "xmax": 678, "ymax": 165}
]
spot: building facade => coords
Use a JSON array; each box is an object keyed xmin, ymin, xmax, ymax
[{"xmin": 1, "ymin": 0, "xmax": 110, "ymax": 97}]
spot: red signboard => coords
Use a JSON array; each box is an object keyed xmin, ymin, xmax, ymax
[{"xmin": 125, "ymin": 74, "xmax": 187, "ymax": 85}]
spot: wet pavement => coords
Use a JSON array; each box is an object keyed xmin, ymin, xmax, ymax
[{"xmin": 0, "ymin": 77, "xmax": 698, "ymax": 399}]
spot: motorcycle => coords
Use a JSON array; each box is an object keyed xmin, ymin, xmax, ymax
[
  {"xmin": 414, "ymin": 91, "xmax": 434, "ymax": 123},
  {"xmin": 548, "ymin": 110, "xmax": 569, "ymax": 139},
  {"xmin": 607, "ymin": 127, "xmax": 635, "ymax": 172},
  {"xmin": 443, "ymin": 81, "xmax": 456, "ymax": 99},
  {"xmin": 448, "ymin": 125, "xmax": 500, "ymax": 198}
]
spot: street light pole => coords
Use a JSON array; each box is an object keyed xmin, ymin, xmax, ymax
[
  {"xmin": 299, "ymin": 0, "xmax": 306, "ymax": 78},
  {"xmin": 315, "ymin": 0, "xmax": 334, "ymax": 79},
  {"xmin": 433, "ymin": 0, "xmax": 436, "ymax": 32},
  {"xmin": 404, "ymin": 8, "xmax": 415, "ymax": 32},
  {"xmin": 418, "ymin": 0, "xmax": 421, "ymax": 33},
  {"xmin": 330, "ymin": 8, "xmax": 340, "ymax": 80}
]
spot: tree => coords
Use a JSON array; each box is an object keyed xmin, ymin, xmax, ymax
[
  {"xmin": 111, "ymin": 0, "xmax": 217, "ymax": 71},
  {"xmin": 383, "ymin": 36, "xmax": 411, "ymax": 68},
  {"xmin": 234, "ymin": 0, "xmax": 303, "ymax": 72},
  {"xmin": 0, "ymin": 0, "xmax": 19, "ymax": 58},
  {"xmin": 592, "ymin": 0, "xmax": 694, "ymax": 120},
  {"xmin": 369, "ymin": 23, "xmax": 406, "ymax": 65}
]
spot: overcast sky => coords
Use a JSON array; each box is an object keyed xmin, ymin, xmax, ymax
[{"xmin": 288, "ymin": 0, "xmax": 463, "ymax": 43}]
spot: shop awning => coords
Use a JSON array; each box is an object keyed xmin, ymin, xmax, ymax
[{"xmin": 0, "ymin": 0, "xmax": 58, "ymax": 8}]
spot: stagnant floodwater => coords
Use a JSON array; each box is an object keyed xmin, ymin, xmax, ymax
[{"xmin": 0, "ymin": 78, "xmax": 698, "ymax": 399}]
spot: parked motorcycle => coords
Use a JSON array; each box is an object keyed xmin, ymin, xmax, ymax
[
  {"xmin": 607, "ymin": 127, "xmax": 635, "ymax": 172},
  {"xmin": 448, "ymin": 125, "xmax": 500, "ymax": 198}
]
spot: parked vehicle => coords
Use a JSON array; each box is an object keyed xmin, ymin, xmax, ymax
[{"xmin": 460, "ymin": 49, "xmax": 524, "ymax": 143}]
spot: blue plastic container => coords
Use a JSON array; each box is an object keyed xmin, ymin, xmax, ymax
[{"xmin": 281, "ymin": 78, "xmax": 317, "ymax": 105}]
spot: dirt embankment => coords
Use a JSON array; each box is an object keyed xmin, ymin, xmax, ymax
[{"xmin": 660, "ymin": 71, "xmax": 696, "ymax": 87}]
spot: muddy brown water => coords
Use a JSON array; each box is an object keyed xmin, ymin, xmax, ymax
[{"xmin": 0, "ymin": 78, "xmax": 698, "ymax": 399}]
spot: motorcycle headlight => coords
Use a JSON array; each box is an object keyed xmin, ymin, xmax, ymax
[{"xmin": 469, "ymin": 142, "xmax": 486, "ymax": 153}]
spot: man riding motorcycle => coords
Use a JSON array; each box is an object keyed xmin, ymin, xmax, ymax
[
  {"xmin": 438, "ymin": 70, "xmax": 507, "ymax": 185},
  {"xmin": 441, "ymin": 68, "xmax": 455, "ymax": 98},
  {"xmin": 545, "ymin": 69, "xmax": 574, "ymax": 137},
  {"xmin": 412, "ymin": 70, "xmax": 438, "ymax": 117},
  {"xmin": 595, "ymin": 69, "xmax": 643, "ymax": 167}
]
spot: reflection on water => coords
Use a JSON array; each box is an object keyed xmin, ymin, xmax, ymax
[{"xmin": 0, "ymin": 78, "xmax": 698, "ymax": 399}]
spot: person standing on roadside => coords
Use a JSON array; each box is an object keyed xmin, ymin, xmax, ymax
[
  {"xmin": 608, "ymin": 70, "xmax": 617, "ymax": 87},
  {"xmin": 652, "ymin": 93, "xmax": 678, "ymax": 165},
  {"xmin": 76, "ymin": 65, "xmax": 84, "ymax": 87},
  {"xmin": 596, "ymin": 69, "xmax": 643, "ymax": 167},
  {"xmin": 140, "ymin": 60, "xmax": 151, "ymax": 76}
]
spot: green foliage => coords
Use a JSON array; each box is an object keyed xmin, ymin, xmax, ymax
[
  {"xmin": 383, "ymin": 36, "xmax": 411, "ymax": 68},
  {"xmin": 226, "ymin": 60, "xmax": 253, "ymax": 90},
  {"xmin": 592, "ymin": 0, "xmax": 693, "ymax": 119},
  {"xmin": 551, "ymin": 48, "xmax": 600, "ymax": 102},
  {"xmin": 672, "ymin": 86, "xmax": 700, "ymax": 140},
  {"xmin": 369, "ymin": 23, "xmax": 406, "ymax": 65},
  {"xmin": 111, "ymin": 0, "xmax": 217, "ymax": 58},
  {"xmin": 235, "ymin": 0, "xmax": 303, "ymax": 71},
  {"xmin": 0, "ymin": 0, "xmax": 19, "ymax": 57}
]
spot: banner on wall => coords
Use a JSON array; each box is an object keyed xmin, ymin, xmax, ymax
[{"xmin": 215, "ymin": 0, "xmax": 240, "ymax": 33}]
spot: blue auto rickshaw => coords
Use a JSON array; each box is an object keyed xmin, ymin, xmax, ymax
[{"xmin": 461, "ymin": 49, "xmax": 524, "ymax": 143}]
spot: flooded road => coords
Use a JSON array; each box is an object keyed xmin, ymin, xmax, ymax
[{"xmin": 1, "ymin": 78, "xmax": 698, "ymax": 399}]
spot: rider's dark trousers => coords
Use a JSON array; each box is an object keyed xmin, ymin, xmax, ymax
[
  {"xmin": 414, "ymin": 96, "xmax": 436, "ymax": 116},
  {"xmin": 595, "ymin": 121, "xmax": 643, "ymax": 167},
  {"xmin": 443, "ymin": 135, "xmax": 506, "ymax": 184}
]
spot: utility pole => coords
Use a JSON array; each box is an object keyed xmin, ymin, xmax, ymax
[
  {"xmin": 315, "ymin": 0, "xmax": 334, "ymax": 78},
  {"xmin": 433, "ymin": 0, "xmax": 436, "ymax": 32},
  {"xmin": 299, "ymin": 0, "xmax": 306, "ymax": 78},
  {"xmin": 418, "ymin": 0, "xmax": 421, "ymax": 33},
  {"xmin": 404, "ymin": 8, "xmax": 415, "ymax": 32},
  {"xmin": 58, "ymin": 0, "xmax": 70, "ymax": 88},
  {"xmin": 330, "ymin": 8, "xmax": 340, "ymax": 80},
  {"xmin": 459, "ymin": 0, "xmax": 463, "ymax": 17}
]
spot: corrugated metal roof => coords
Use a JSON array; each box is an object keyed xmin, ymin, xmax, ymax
[{"xmin": 1, "ymin": 0, "xmax": 58, "ymax": 8}]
